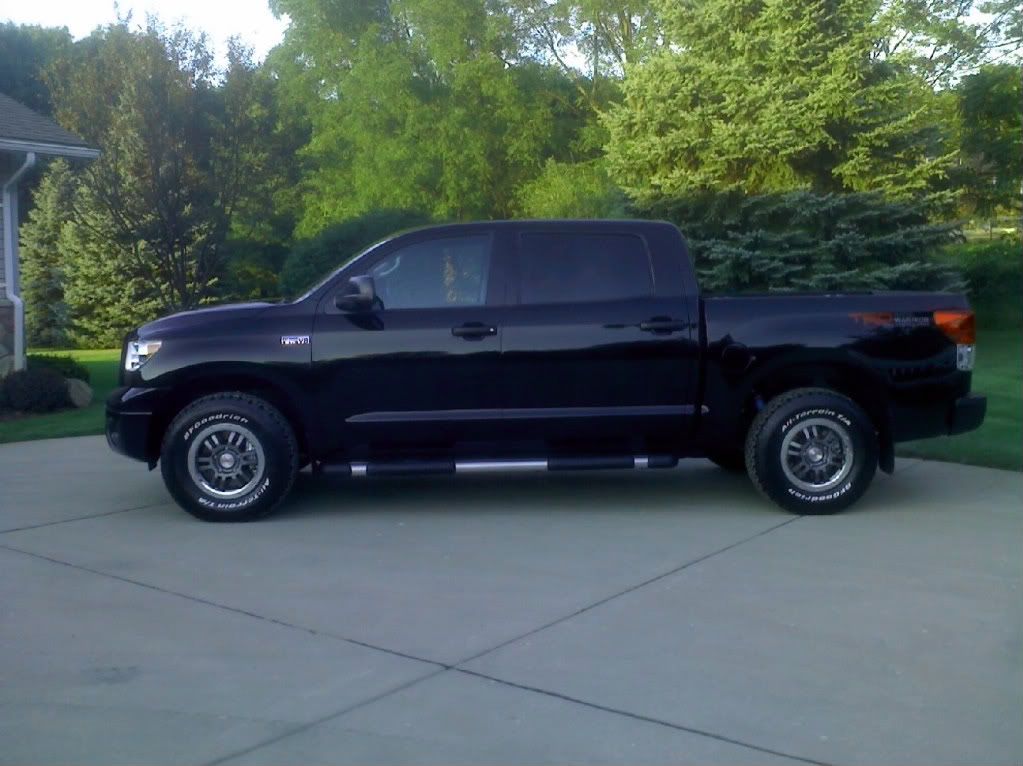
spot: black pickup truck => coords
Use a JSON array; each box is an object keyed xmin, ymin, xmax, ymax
[{"xmin": 106, "ymin": 220, "xmax": 985, "ymax": 521}]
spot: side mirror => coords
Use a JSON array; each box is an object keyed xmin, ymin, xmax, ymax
[{"xmin": 335, "ymin": 275, "xmax": 376, "ymax": 312}]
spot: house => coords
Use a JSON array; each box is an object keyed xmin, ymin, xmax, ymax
[{"xmin": 0, "ymin": 92, "xmax": 99, "ymax": 376}]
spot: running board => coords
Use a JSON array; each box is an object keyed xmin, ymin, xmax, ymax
[{"xmin": 317, "ymin": 455, "xmax": 677, "ymax": 478}]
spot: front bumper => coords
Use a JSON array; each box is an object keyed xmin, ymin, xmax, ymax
[{"xmin": 105, "ymin": 387, "xmax": 168, "ymax": 462}]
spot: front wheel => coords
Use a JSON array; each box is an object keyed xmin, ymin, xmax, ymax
[
  {"xmin": 160, "ymin": 392, "xmax": 299, "ymax": 522},
  {"xmin": 745, "ymin": 388, "xmax": 878, "ymax": 515}
]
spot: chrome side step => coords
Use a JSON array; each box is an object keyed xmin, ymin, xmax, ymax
[{"xmin": 319, "ymin": 455, "xmax": 677, "ymax": 478}]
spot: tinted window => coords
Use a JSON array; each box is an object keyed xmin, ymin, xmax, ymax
[
  {"xmin": 368, "ymin": 235, "xmax": 491, "ymax": 310},
  {"xmin": 517, "ymin": 233, "xmax": 652, "ymax": 305}
]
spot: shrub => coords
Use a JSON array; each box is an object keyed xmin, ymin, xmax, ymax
[
  {"xmin": 28, "ymin": 354, "xmax": 90, "ymax": 383},
  {"xmin": 941, "ymin": 239, "xmax": 1022, "ymax": 319},
  {"xmin": 279, "ymin": 209, "xmax": 432, "ymax": 298},
  {"xmin": 2, "ymin": 367, "xmax": 71, "ymax": 413}
]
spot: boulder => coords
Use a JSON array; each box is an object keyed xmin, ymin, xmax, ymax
[{"xmin": 66, "ymin": 377, "xmax": 94, "ymax": 408}]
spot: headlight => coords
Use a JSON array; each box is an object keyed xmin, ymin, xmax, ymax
[{"xmin": 125, "ymin": 339, "xmax": 162, "ymax": 371}]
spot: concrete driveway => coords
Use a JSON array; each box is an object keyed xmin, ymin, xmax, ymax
[{"xmin": 1, "ymin": 435, "xmax": 1020, "ymax": 766}]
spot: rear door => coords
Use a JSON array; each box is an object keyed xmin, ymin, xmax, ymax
[{"xmin": 499, "ymin": 224, "xmax": 699, "ymax": 453}]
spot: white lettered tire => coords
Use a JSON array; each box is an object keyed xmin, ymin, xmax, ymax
[
  {"xmin": 745, "ymin": 388, "xmax": 878, "ymax": 514},
  {"xmin": 160, "ymin": 392, "xmax": 298, "ymax": 522}
]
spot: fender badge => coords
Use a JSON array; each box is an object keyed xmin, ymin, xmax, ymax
[{"xmin": 281, "ymin": 335, "xmax": 310, "ymax": 346}]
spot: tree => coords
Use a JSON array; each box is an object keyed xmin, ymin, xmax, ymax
[
  {"xmin": 877, "ymin": 0, "xmax": 1023, "ymax": 87},
  {"xmin": 60, "ymin": 186, "xmax": 162, "ymax": 348},
  {"xmin": 508, "ymin": 0, "xmax": 659, "ymax": 112},
  {"xmin": 955, "ymin": 63, "xmax": 1022, "ymax": 221},
  {"xmin": 516, "ymin": 158, "xmax": 624, "ymax": 217},
  {"xmin": 278, "ymin": 209, "xmax": 432, "ymax": 297},
  {"xmin": 271, "ymin": 0, "xmax": 591, "ymax": 234},
  {"xmin": 45, "ymin": 22, "xmax": 269, "ymax": 313},
  {"xmin": 0, "ymin": 22, "xmax": 72, "ymax": 115},
  {"xmin": 19, "ymin": 160, "xmax": 76, "ymax": 347},
  {"xmin": 636, "ymin": 191, "xmax": 965, "ymax": 292},
  {"xmin": 604, "ymin": 0, "xmax": 956, "ymax": 203},
  {"xmin": 219, "ymin": 47, "xmax": 313, "ymax": 300}
]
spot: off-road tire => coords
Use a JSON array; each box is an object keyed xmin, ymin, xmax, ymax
[
  {"xmin": 160, "ymin": 392, "xmax": 299, "ymax": 522},
  {"xmin": 745, "ymin": 387, "xmax": 877, "ymax": 515}
]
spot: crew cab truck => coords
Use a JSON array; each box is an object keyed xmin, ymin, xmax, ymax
[{"xmin": 106, "ymin": 220, "xmax": 986, "ymax": 521}]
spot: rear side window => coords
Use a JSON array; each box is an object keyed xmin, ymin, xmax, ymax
[{"xmin": 517, "ymin": 232, "xmax": 652, "ymax": 305}]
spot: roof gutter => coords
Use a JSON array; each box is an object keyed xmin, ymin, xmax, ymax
[
  {"xmin": 2, "ymin": 150, "xmax": 37, "ymax": 372},
  {"xmin": 0, "ymin": 137, "xmax": 100, "ymax": 160}
]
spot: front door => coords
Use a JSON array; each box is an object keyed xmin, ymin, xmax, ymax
[{"xmin": 311, "ymin": 229, "xmax": 504, "ymax": 458}]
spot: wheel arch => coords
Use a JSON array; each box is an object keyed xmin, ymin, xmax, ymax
[
  {"xmin": 147, "ymin": 365, "xmax": 312, "ymax": 465},
  {"xmin": 739, "ymin": 352, "xmax": 894, "ymax": 472}
]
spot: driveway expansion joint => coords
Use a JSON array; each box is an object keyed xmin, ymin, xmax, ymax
[
  {"xmin": 2, "ymin": 514, "xmax": 811, "ymax": 766},
  {"xmin": 0, "ymin": 501, "xmax": 167, "ymax": 535},
  {"xmin": 455, "ymin": 667, "xmax": 834, "ymax": 766},
  {"xmin": 452, "ymin": 515, "xmax": 800, "ymax": 668},
  {"xmin": 202, "ymin": 668, "xmax": 451, "ymax": 766},
  {"xmin": 0, "ymin": 542, "xmax": 449, "ymax": 670}
]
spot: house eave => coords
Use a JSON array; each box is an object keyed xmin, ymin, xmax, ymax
[{"xmin": 0, "ymin": 137, "xmax": 100, "ymax": 159}]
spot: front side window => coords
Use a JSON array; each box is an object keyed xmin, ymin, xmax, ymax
[
  {"xmin": 517, "ymin": 232, "xmax": 652, "ymax": 305},
  {"xmin": 368, "ymin": 234, "xmax": 491, "ymax": 310}
]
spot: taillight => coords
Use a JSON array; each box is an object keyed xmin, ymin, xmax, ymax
[
  {"xmin": 934, "ymin": 310, "xmax": 976, "ymax": 370},
  {"xmin": 934, "ymin": 310, "xmax": 976, "ymax": 344}
]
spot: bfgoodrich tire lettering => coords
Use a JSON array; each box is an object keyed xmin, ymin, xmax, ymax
[
  {"xmin": 160, "ymin": 393, "xmax": 298, "ymax": 522},
  {"xmin": 745, "ymin": 388, "xmax": 878, "ymax": 515}
]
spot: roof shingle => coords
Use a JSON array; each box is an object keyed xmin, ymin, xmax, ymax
[{"xmin": 0, "ymin": 92, "xmax": 91, "ymax": 149}]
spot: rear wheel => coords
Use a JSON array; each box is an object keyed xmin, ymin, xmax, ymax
[
  {"xmin": 160, "ymin": 392, "xmax": 298, "ymax": 522},
  {"xmin": 745, "ymin": 388, "xmax": 877, "ymax": 514}
]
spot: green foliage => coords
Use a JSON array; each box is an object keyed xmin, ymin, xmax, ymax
[
  {"xmin": 2, "ymin": 367, "xmax": 70, "ymax": 413},
  {"xmin": 940, "ymin": 239, "xmax": 1023, "ymax": 322},
  {"xmin": 220, "ymin": 241, "xmax": 291, "ymax": 301},
  {"xmin": 27, "ymin": 353, "xmax": 91, "ymax": 383},
  {"xmin": 516, "ymin": 159, "xmax": 625, "ymax": 218},
  {"xmin": 59, "ymin": 186, "xmax": 162, "ymax": 348},
  {"xmin": 955, "ymin": 64, "xmax": 1022, "ymax": 218},
  {"xmin": 45, "ymin": 23, "xmax": 275, "ymax": 313},
  {"xmin": 637, "ymin": 191, "xmax": 965, "ymax": 293},
  {"xmin": 0, "ymin": 22, "xmax": 72, "ymax": 115},
  {"xmin": 605, "ymin": 0, "xmax": 955, "ymax": 202},
  {"xmin": 20, "ymin": 160, "xmax": 75, "ymax": 348},
  {"xmin": 5, "ymin": 4, "xmax": 1020, "ymax": 349},
  {"xmin": 273, "ymin": 0, "xmax": 592, "ymax": 233},
  {"xmin": 0, "ymin": 349, "xmax": 123, "ymax": 443},
  {"xmin": 279, "ymin": 210, "xmax": 433, "ymax": 298}
]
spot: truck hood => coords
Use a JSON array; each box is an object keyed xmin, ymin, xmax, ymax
[{"xmin": 139, "ymin": 302, "xmax": 275, "ymax": 337}]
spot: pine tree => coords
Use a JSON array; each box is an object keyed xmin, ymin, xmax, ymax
[
  {"xmin": 605, "ymin": 0, "xmax": 954, "ymax": 202},
  {"xmin": 20, "ymin": 159, "xmax": 75, "ymax": 348},
  {"xmin": 60, "ymin": 186, "xmax": 162, "ymax": 349},
  {"xmin": 637, "ymin": 192, "xmax": 965, "ymax": 293}
]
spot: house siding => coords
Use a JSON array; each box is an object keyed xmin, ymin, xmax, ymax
[{"xmin": 0, "ymin": 299, "xmax": 13, "ymax": 378}]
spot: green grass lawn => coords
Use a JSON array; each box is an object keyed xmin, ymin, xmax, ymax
[
  {"xmin": 2, "ymin": 329, "xmax": 1020, "ymax": 471},
  {"xmin": 0, "ymin": 349, "xmax": 120, "ymax": 444}
]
